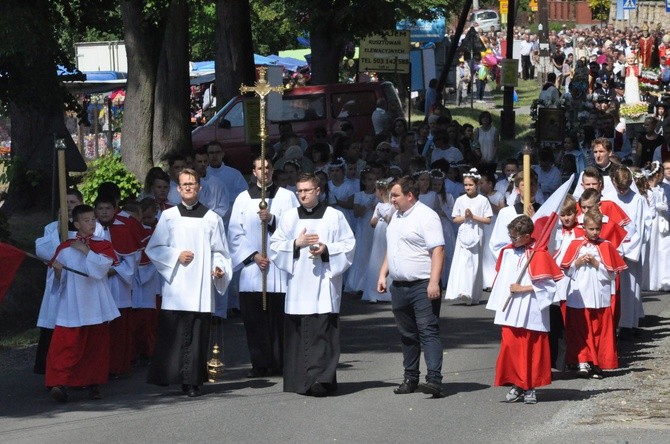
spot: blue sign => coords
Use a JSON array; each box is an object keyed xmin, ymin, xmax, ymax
[
  {"xmin": 622, "ymin": 0, "xmax": 636, "ymax": 10},
  {"xmin": 397, "ymin": 17, "xmax": 446, "ymax": 43},
  {"xmin": 666, "ymin": 0, "xmax": 669, "ymax": 12}
]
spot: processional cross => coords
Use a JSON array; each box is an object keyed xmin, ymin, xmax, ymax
[{"xmin": 240, "ymin": 67, "xmax": 284, "ymax": 310}]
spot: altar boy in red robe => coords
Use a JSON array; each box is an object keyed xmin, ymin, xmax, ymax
[
  {"xmin": 561, "ymin": 209, "xmax": 626, "ymax": 379},
  {"xmin": 46, "ymin": 204, "xmax": 120, "ymax": 402}
]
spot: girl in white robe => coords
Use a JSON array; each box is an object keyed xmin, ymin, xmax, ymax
[
  {"xmin": 479, "ymin": 172, "xmax": 505, "ymax": 290},
  {"xmin": 362, "ymin": 178, "xmax": 395, "ymax": 302},
  {"xmin": 430, "ymin": 169, "xmax": 456, "ymax": 287},
  {"xmin": 346, "ymin": 169, "xmax": 379, "ymax": 293},
  {"xmin": 445, "ymin": 169, "xmax": 493, "ymax": 305},
  {"xmin": 603, "ymin": 167, "xmax": 649, "ymax": 332},
  {"xmin": 639, "ymin": 163, "xmax": 666, "ymax": 291}
]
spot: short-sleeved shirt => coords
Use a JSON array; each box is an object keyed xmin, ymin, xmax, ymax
[{"xmin": 386, "ymin": 201, "xmax": 445, "ymax": 281}]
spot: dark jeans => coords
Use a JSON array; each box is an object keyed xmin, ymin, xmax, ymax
[
  {"xmin": 390, "ymin": 279, "xmax": 443, "ymax": 383},
  {"xmin": 521, "ymin": 54, "xmax": 532, "ymax": 80}
]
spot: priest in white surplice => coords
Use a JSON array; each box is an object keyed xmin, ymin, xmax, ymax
[
  {"xmin": 146, "ymin": 168, "xmax": 232, "ymax": 398},
  {"xmin": 228, "ymin": 155, "xmax": 299, "ymax": 377},
  {"xmin": 270, "ymin": 173, "xmax": 355, "ymax": 396}
]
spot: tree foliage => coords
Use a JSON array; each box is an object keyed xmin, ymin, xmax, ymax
[{"xmin": 588, "ymin": 0, "xmax": 610, "ymax": 22}]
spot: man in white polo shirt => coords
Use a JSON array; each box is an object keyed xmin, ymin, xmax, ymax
[{"xmin": 378, "ymin": 176, "xmax": 446, "ymax": 397}]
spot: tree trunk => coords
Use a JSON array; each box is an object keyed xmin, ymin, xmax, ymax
[
  {"xmin": 308, "ymin": 17, "xmax": 344, "ymax": 85},
  {"xmin": 0, "ymin": 1, "xmax": 68, "ymax": 214},
  {"xmin": 152, "ymin": 0, "xmax": 191, "ymax": 164},
  {"xmin": 215, "ymin": 0, "xmax": 256, "ymax": 106},
  {"xmin": 120, "ymin": 0, "xmax": 161, "ymax": 181}
]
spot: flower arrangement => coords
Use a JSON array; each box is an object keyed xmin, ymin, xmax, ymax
[
  {"xmin": 640, "ymin": 68, "xmax": 661, "ymax": 92},
  {"xmin": 619, "ymin": 103, "xmax": 649, "ymax": 120}
]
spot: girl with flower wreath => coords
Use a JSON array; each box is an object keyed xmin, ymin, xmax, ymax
[{"xmin": 444, "ymin": 168, "xmax": 493, "ymax": 305}]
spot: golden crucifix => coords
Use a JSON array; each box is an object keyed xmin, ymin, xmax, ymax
[{"xmin": 240, "ymin": 66, "xmax": 284, "ymax": 310}]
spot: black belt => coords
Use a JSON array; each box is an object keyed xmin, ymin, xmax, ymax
[{"xmin": 392, "ymin": 279, "xmax": 429, "ymax": 288}]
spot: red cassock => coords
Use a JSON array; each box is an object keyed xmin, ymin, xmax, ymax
[{"xmin": 561, "ymin": 238, "xmax": 627, "ymax": 369}]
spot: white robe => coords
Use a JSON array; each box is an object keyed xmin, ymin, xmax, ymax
[
  {"xmin": 551, "ymin": 226, "xmax": 577, "ymax": 303},
  {"xmin": 345, "ymin": 190, "xmax": 378, "ymax": 292},
  {"xmin": 658, "ymin": 183, "xmax": 670, "ymax": 290},
  {"xmin": 485, "ymin": 248, "xmax": 556, "ymax": 332},
  {"xmin": 52, "ymin": 246, "xmax": 120, "ymax": 327},
  {"xmin": 100, "ymin": 220, "xmax": 139, "ymax": 310},
  {"xmin": 564, "ymin": 243, "xmax": 615, "ymax": 309},
  {"xmin": 146, "ymin": 204, "xmax": 232, "ymax": 313},
  {"xmin": 328, "ymin": 180, "xmax": 357, "ymax": 232},
  {"xmin": 228, "ymin": 185, "xmax": 299, "ymax": 293},
  {"xmin": 362, "ymin": 202, "xmax": 394, "ymax": 302},
  {"xmin": 270, "ymin": 205, "xmax": 355, "ymax": 315},
  {"xmin": 642, "ymin": 186, "xmax": 665, "ymax": 291},
  {"xmin": 445, "ymin": 194, "xmax": 492, "ymax": 303},
  {"xmin": 603, "ymin": 189, "xmax": 648, "ymax": 328},
  {"xmin": 482, "ymin": 191, "xmax": 505, "ymax": 288},
  {"xmin": 207, "ymin": 164, "xmax": 249, "ymax": 226},
  {"xmin": 489, "ymin": 205, "xmax": 521, "ymax": 261}
]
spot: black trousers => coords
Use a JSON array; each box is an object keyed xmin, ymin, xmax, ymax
[{"xmin": 240, "ymin": 291, "xmax": 285, "ymax": 372}]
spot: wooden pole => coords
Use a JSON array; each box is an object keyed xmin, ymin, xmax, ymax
[
  {"xmin": 55, "ymin": 138, "xmax": 68, "ymax": 242},
  {"xmin": 523, "ymin": 143, "xmax": 532, "ymax": 216}
]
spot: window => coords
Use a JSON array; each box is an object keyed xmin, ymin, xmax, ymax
[
  {"xmin": 278, "ymin": 95, "xmax": 325, "ymax": 122},
  {"xmin": 332, "ymin": 91, "xmax": 377, "ymax": 118}
]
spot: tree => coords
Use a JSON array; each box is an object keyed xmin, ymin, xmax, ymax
[
  {"xmin": 214, "ymin": 0, "xmax": 256, "ymax": 106},
  {"xmin": 120, "ymin": 0, "xmax": 191, "ymax": 179}
]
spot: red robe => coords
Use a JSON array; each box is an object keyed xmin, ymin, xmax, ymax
[{"xmin": 561, "ymin": 237, "xmax": 626, "ymax": 369}]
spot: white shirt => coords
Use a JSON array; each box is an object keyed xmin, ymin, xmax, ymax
[{"xmin": 386, "ymin": 201, "xmax": 445, "ymax": 281}]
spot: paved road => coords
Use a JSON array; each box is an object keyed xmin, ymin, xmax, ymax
[{"xmin": 1, "ymin": 291, "xmax": 668, "ymax": 443}]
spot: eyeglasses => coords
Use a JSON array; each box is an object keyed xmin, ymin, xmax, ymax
[
  {"xmin": 295, "ymin": 187, "xmax": 317, "ymax": 195},
  {"xmin": 179, "ymin": 182, "xmax": 199, "ymax": 189}
]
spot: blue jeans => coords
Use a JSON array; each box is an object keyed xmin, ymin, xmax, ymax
[{"xmin": 390, "ymin": 280, "xmax": 443, "ymax": 383}]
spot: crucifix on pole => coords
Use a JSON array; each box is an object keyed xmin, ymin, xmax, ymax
[{"xmin": 239, "ymin": 66, "xmax": 284, "ymax": 311}]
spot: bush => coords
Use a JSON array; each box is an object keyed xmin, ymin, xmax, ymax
[{"xmin": 78, "ymin": 154, "xmax": 142, "ymax": 204}]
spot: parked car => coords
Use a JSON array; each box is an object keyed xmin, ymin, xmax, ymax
[
  {"xmin": 469, "ymin": 9, "xmax": 501, "ymax": 32},
  {"xmin": 192, "ymin": 81, "xmax": 404, "ymax": 172}
]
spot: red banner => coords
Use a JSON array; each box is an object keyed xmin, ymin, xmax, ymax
[{"xmin": 0, "ymin": 242, "xmax": 27, "ymax": 304}]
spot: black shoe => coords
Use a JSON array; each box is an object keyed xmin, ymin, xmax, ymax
[
  {"xmin": 181, "ymin": 384, "xmax": 190, "ymax": 393},
  {"xmin": 247, "ymin": 368, "xmax": 268, "ymax": 378},
  {"xmin": 309, "ymin": 382, "xmax": 328, "ymax": 397},
  {"xmin": 51, "ymin": 385, "xmax": 68, "ymax": 403},
  {"xmin": 393, "ymin": 379, "xmax": 418, "ymax": 394},
  {"xmin": 88, "ymin": 385, "xmax": 102, "ymax": 400},
  {"xmin": 418, "ymin": 380, "xmax": 445, "ymax": 398},
  {"xmin": 187, "ymin": 385, "xmax": 200, "ymax": 397}
]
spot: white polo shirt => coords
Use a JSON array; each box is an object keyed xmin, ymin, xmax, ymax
[{"xmin": 386, "ymin": 201, "xmax": 445, "ymax": 282}]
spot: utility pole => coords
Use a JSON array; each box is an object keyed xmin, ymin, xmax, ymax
[{"xmin": 500, "ymin": 0, "xmax": 516, "ymax": 139}]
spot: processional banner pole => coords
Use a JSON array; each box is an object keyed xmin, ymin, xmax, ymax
[{"xmin": 240, "ymin": 67, "xmax": 284, "ymax": 311}]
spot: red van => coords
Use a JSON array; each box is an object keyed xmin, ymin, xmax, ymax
[{"xmin": 191, "ymin": 81, "xmax": 403, "ymax": 172}]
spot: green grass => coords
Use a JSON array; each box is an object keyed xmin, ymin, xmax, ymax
[{"xmin": 0, "ymin": 328, "xmax": 39, "ymax": 350}]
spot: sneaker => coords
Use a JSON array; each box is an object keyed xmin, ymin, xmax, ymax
[
  {"xmin": 50, "ymin": 385, "xmax": 68, "ymax": 403},
  {"xmin": 505, "ymin": 386, "xmax": 523, "ymax": 402},
  {"xmin": 577, "ymin": 362, "xmax": 591, "ymax": 378},
  {"xmin": 524, "ymin": 389, "xmax": 537, "ymax": 404},
  {"xmin": 417, "ymin": 380, "xmax": 445, "ymax": 398},
  {"xmin": 394, "ymin": 378, "xmax": 418, "ymax": 394}
]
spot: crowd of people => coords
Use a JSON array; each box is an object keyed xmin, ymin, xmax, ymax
[{"xmin": 31, "ymin": 21, "xmax": 670, "ymax": 406}]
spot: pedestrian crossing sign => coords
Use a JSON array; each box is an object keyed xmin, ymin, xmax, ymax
[{"xmin": 622, "ymin": 0, "xmax": 636, "ymax": 10}]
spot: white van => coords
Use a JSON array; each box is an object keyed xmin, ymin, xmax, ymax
[{"xmin": 470, "ymin": 10, "xmax": 501, "ymax": 32}]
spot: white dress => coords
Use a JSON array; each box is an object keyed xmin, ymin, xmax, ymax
[
  {"xmin": 603, "ymin": 189, "xmax": 648, "ymax": 328},
  {"xmin": 444, "ymin": 194, "xmax": 493, "ymax": 304},
  {"xmin": 642, "ymin": 188, "xmax": 661, "ymax": 291},
  {"xmin": 624, "ymin": 64, "xmax": 641, "ymax": 105},
  {"xmin": 482, "ymin": 191, "xmax": 505, "ymax": 289},
  {"xmin": 362, "ymin": 202, "xmax": 395, "ymax": 302},
  {"xmin": 433, "ymin": 193, "xmax": 457, "ymax": 287},
  {"xmin": 346, "ymin": 190, "xmax": 379, "ymax": 292},
  {"xmin": 658, "ymin": 183, "xmax": 670, "ymax": 290}
]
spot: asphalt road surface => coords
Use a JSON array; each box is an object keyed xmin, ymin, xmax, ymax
[{"xmin": 1, "ymin": 290, "xmax": 669, "ymax": 443}]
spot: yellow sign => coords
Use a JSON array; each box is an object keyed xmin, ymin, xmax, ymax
[
  {"xmin": 529, "ymin": 0, "xmax": 538, "ymax": 11},
  {"xmin": 500, "ymin": 0, "xmax": 508, "ymax": 15},
  {"xmin": 359, "ymin": 31, "xmax": 410, "ymax": 74},
  {"xmin": 243, "ymin": 99, "xmax": 261, "ymax": 145}
]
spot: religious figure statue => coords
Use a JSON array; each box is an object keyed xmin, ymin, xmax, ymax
[
  {"xmin": 624, "ymin": 54, "xmax": 641, "ymax": 105},
  {"xmin": 638, "ymin": 22, "xmax": 655, "ymax": 68}
]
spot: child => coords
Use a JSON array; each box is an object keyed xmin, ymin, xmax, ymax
[
  {"xmin": 486, "ymin": 215, "xmax": 563, "ymax": 404},
  {"xmin": 604, "ymin": 167, "xmax": 648, "ymax": 338},
  {"xmin": 95, "ymin": 194, "xmax": 140, "ymax": 377},
  {"xmin": 444, "ymin": 168, "xmax": 493, "ymax": 305},
  {"xmin": 560, "ymin": 209, "xmax": 626, "ymax": 378},
  {"xmin": 46, "ymin": 204, "xmax": 120, "ymax": 402},
  {"xmin": 430, "ymin": 169, "xmax": 456, "ymax": 286},
  {"xmin": 639, "ymin": 162, "xmax": 665, "ymax": 291},
  {"xmin": 479, "ymin": 171, "xmax": 505, "ymax": 290},
  {"xmin": 362, "ymin": 178, "xmax": 395, "ymax": 303},
  {"xmin": 130, "ymin": 197, "xmax": 161, "ymax": 363},
  {"xmin": 346, "ymin": 168, "xmax": 378, "ymax": 293}
]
